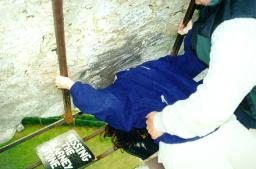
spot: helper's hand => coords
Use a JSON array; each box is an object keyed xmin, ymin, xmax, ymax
[
  {"xmin": 146, "ymin": 112, "xmax": 163, "ymax": 139},
  {"xmin": 55, "ymin": 75, "xmax": 75, "ymax": 90},
  {"xmin": 177, "ymin": 20, "xmax": 193, "ymax": 35},
  {"xmin": 195, "ymin": 0, "xmax": 211, "ymax": 6}
]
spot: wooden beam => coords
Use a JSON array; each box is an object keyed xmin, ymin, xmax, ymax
[{"xmin": 52, "ymin": 0, "xmax": 73, "ymax": 123}]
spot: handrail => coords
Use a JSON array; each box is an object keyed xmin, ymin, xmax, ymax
[
  {"xmin": 171, "ymin": 0, "xmax": 196, "ymax": 56},
  {"xmin": 52, "ymin": 0, "xmax": 73, "ymax": 124}
]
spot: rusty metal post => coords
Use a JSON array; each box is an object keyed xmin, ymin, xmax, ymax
[
  {"xmin": 52, "ymin": 0, "xmax": 73, "ymax": 123},
  {"xmin": 171, "ymin": 0, "xmax": 196, "ymax": 56}
]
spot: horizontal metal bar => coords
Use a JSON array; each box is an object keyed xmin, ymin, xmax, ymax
[
  {"xmin": 95, "ymin": 147, "xmax": 117, "ymax": 161},
  {"xmin": 25, "ymin": 126, "xmax": 111, "ymax": 169},
  {"xmin": 25, "ymin": 161, "xmax": 42, "ymax": 169},
  {"xmin": 0, "ymin": 112, "xmax": 80, "ymax": 153},
  {"xmin": 83, "ymin": 126, "xmax": 105, "ymax": 142},
  {"xmin": 25, "ymin": 146, "xmax": 117, "ymax": 169}
]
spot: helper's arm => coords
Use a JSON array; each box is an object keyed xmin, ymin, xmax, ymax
[{"xmin": 153, "ymin": 19, "xmax": 256, "ymax": 138}]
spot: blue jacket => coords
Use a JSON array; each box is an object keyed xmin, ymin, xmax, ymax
[{"xmin": 70, "ymin": 33, "xmax": 206, "ymax": 144}]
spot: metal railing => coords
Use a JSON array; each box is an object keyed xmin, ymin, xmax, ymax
[
  {"xmin": 25, "ymin": 126, "xmax": 117, "ymax": 169},
  {"xmin": 0, "ymin": 0, "xmax": 196, "ymax": 168}
]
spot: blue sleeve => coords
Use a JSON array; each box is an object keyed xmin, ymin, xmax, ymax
[
  {"xmin": 70, "ymin": 82, "xmax": 110, "ymax": 114},
  {"xmin": 70, "ymin": 82, "xmax": 133, "ymax": 131}
]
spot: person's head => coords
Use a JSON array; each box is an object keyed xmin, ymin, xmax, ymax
[
  {"xmin": 103, "ymin": 125, "xmax": 158, "ymax": 160},
  {"xmin": 195, "ymin": 0, "xmax": 211, "ymax": 6}
]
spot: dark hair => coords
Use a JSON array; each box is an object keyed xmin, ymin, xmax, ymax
[{"xmin": 103, "ymin": 125, "xmax": 159, "ymax": 160}]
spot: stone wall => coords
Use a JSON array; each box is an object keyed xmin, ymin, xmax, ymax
[{"xmin": 0, "ymin": 0, "xmax": 187, "ymax": 143}]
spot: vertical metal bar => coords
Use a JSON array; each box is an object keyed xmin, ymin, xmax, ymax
[
  {"xmin": 171, "ymin": 0, "xmax": 196, "ymax": 56},
  {"xmin": 52, "ymin": 0, "xmax": 73, "ymax": 123}
]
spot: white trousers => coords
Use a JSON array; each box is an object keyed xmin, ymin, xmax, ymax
[{"xmin": 158, "ymin": 116, "xmax": 256, "ymax": 169}]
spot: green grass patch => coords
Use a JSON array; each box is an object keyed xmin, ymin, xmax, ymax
[{"xmin": 0, "ymin": 125, "xmax": 141, "ymax": 169}]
